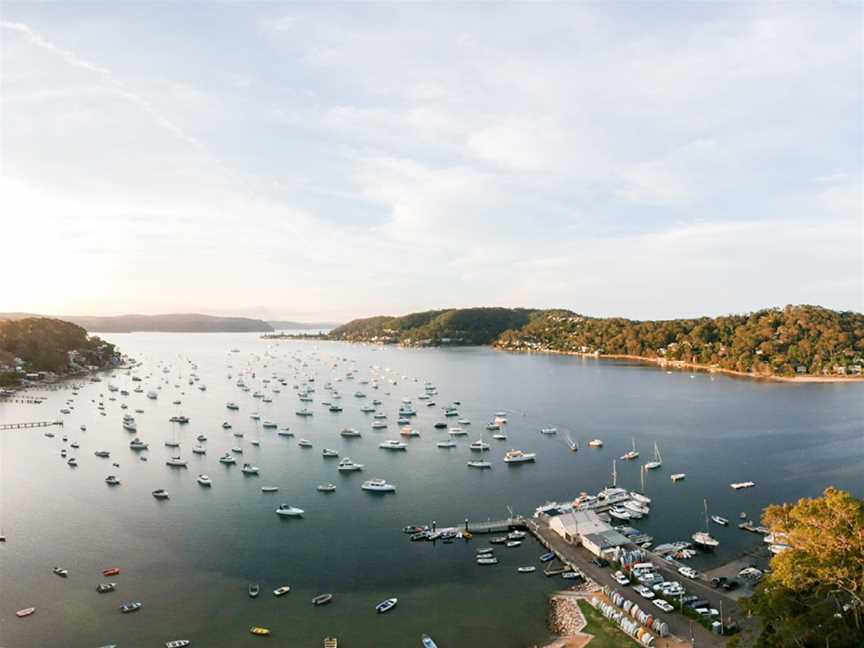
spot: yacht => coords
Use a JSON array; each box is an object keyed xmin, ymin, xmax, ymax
[
  {"xmin": 273, "ymin": 585, "xmax": 291, "ymax": 596},
  {"xmin": 517, "ymin": 566, "xmax": 536, "ymax": 573},
  {"xmin": 337, "ymin": 458, "xmax": 363, "ymax": 472},
  {"xmin": 379, "ymin": 440, "xmax": 407, "ymax": 451},
  {"xmin": 448, "ymin": 427, "xmax": 468, "ymax": 436},
  {"xmin": 503, "ymin": 449, "xmax": 536, "ymax": 463},
  {"xmin": 340, "ymin": 428, "xmax": 361, "ymax": 437},
  {"xmin": 275, "ymin": 504, "xmax": 305, "ymax": 517},
  {"xmin": 467, "ymin": 460, "xmax": 492, "ymax": 469},
  {"xmin": 298, "ymin": 439, "xmax": 313, "ymax": 448},
  {"xmin": 241, "ymin": 464, "xmax": 259, "ymax": 475},
  {"xmin": 644, "ymin": 442, "xmax": 662, "ymax": 470},
  {"xmin": 317, "ymin": 483, "xmax": 337, "ymax": 492},
  {"xmin": 620, "ymin": 438, "xmax": 639, "ymax": 461},
  {"xmin": 96, "ymin": 582, "xmax": 117, "ymax": 593},
  {"xmin": 457, "ymin": 419, "xmax": 471, "ymax": 425},
  {"xmin": 129, "ymin": 438, "xmax": 148, "ymax": 450},
  {"xmin": 322, "ymin": 448, "xmax": 339, "ymax": 458},
  {"xmin": 469, "ymin": 440, "xmax": 490, "ymax": 451},
  {"xmin": 231, "ymin": 446, "xmax": 243, "ymax": 453},
  {"xmin": 730, "ymin": 481, "xmax": 756, "ymax": 490},
  {"xmin": 261, "ymin": 486, "xmax": 279, "ymax": 493},
  {"xmin": 219, "ymin": 453, "xmax": 237, "ymax": 465},
  {"xmin": 608, "ymin": 506, "xmax": 631, "ymax": 520},
  {"xmin": 711, "ymin": 515, "xmax": 729, "ymax": 526},
  {"xmin": 436, "ymin": 440, "xmax": 456, "ymax": 448},
  {"xmin": 588, "ymin": 439, "xmax": 603, "ymax": 448},
  {"xmin": 692, "ymin": 499, "xmax": 720, "ymax": 550},
  {"xmin": 166, "ymin": 457, "xmax": 187, "ymax": 468},
  {"xmin": 493, "ymin": 433, "xmax": 508, "ymax": 440},
  {"xmin": 197, "ymin": 474, "xmax": 212, "ymax": 486},
  {"xmin": 361, "ymin": 479, "xmax": 396, "ymax": 492},
  {"xmin": 371, "ymin": 420, "xmax": 387, "ymax": 429}
]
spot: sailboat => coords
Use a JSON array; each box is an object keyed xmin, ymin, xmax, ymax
[
  {"xmin": 620, "ymin": 437, "xmax": 639, "ymax": 460},
  {"xmin": 629, "ymin": 464, "xmax": 652, "ymax": 505},
  {"xmin": 644, "ymin": 442, "xmax": 662, "ymax": 470},
  {"xmin": 692, "ymin": 498, "xmax": 720, "ymax": 550}
]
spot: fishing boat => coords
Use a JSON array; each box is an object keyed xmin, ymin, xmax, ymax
[
  {"xmin": 692, "ymin": 499, "xmax": 720, "ymax": 550},
  {"xmin": 644, "ymin": 442, "xmax": 662, "ymax": 470},
  {"xmin": 249, "ymin": 583, "xmax": 260, "ymax": 598},
  {"xmin": 421, "ymin": 634, "xmax": 439, "ymax": 648},
  {"xmin": 312, "ymin": 593, "xmax": 333, "ymax": 606},
  {"xmin": 376, "ymin": 597, "xmax": 398, "ymax": 613},
  {"xmin": 273, "ymin": 585, "xmax": 291, "ymax": 596},
  {"xmin": 120, "ymin": 601, "xmax": 143, "ymax": 613},
  {"xmin": 249, "ymin": 627, "xmax": 270, "ymax": 636},
  {"xmin": 275, "ymin": 504, "xmax": 304, "ymax": 517}
]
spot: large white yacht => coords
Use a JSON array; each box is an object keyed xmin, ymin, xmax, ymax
[
  {"xmin": 337, "ymin": 457, "xmax": 364, "ymax": 472},
  {"xmin": 503, "ymin": 449, "xmax": 536, "ymax": 463},
  {"xmin": 361, "ymin": 479, "xmax": 396, "ymax": 492},
  {"xmin": 379, "ymin": 440, "xmax": 407, "ymax": 451}
]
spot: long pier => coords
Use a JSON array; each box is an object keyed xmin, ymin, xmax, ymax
[
  {"xmin": 452, "ymin": 516, "xmax": 526, "ymax": 534},
  {"xmin": 0, "ymin": 420, "xmax": 64, "ymax": 430}
]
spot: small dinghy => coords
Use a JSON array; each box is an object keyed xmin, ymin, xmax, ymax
[
  {"xmin": 53, "ymin": 566, "xmax": 69, "ymax": 577},
  {"xmin": 120, "ymin": 601, "xmax": 142, "ymax": 613},
  {"xmin": 517, "ymin": 566, "xmax": 536, "ymax": 573},
  {"xmin": 97, "ymin": 582, "xmax": 117, "ymax": 593},
  {"xmin": 261, "ymin": 486, "xmax": 279, "ymax": 493},
  {"xmin": 249, "ymin": 583, "xmax": 260, "ymax": 598},
  {"xmin": 103, "ymin": 567, "xmax": 121, "ymax": 577},
  {"xmin": 422, "ymin": 634, "xmax": 439, "ymax": 648},
  {"xmin": 312, "ymin": 593, "xmax": 333, "ymax": 606},
  {"xmin": 375, "ymin": 597, "xmax": 398, "ymax": 613},
  {"xmin": 16, "ymin": 607, "xmax": 36, "ymax": 618},
  {"xmin": 317, "ymin": 483, "xmax": 336, "ymax": 493},
  {"xmin": 273, "ymin": 585, "xmax": 291, "ymax": 597}
]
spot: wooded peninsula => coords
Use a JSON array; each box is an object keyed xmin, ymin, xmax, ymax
[{"xmin": 327, "ymin": 305, "xmax": 864, "ymax": 380}]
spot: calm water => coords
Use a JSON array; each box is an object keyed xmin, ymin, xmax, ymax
[{"xmin": 1, "ymin": 333, "xmax": 862, "ymax": 648}]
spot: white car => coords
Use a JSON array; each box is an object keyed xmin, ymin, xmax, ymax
[
  {"xmin": 634, "ymin": 585, "xmax": 655, "ymax": 599},
  {"xmin": 678, "ymin": 566, "xmax": 700, "ymax": 579},
  {"xmin": 613, "ymin": 571, "xmax": 631, "ymax": 586},
  {"xmin": 653, "ymin": 599, "xmax": 674, "ymax": 613}
]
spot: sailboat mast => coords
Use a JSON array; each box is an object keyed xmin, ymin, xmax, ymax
[
  {"xmin": 704, "ymin": 498, "xmax": 710, "ymax": 532},
  {"xmin": 640, "ymin": 464, "xmax": 645, "ymax": 493},
  {"xmin": 612, "ymin": 459, "xmax": 617, "ymax": 487}
]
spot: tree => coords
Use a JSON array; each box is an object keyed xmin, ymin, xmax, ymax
[{"xmin": 742, "ymin": 488, "xmax": 864, "ymax": 647}]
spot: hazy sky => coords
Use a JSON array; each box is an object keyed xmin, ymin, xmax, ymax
[{"xmin": 1, "ymin": 2, "xmax": 861, "ymax": 322}]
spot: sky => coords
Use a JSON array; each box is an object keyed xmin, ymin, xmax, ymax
[{"xmin": 1, "ymin": 2, "xmax": 861, "ymax": 323}]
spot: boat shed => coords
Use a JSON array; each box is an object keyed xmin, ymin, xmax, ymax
[
  {"xmin": 581, "ymin": 530, "xmax": 631, "ymax": 558},
  {"xmin": 549, "ymin": 510, "xmax": 610, "ymax": 544}
]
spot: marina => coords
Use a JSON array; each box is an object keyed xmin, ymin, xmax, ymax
[{"xmin": 0, "ymin": 333, "xmax": 861, "ymax": 648}]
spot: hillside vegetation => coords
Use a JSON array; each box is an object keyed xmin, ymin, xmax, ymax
[
  {"xmin": 0, "ymin": 313, "xmax": 273, "ymax": 333},
  {"xmin": 0, "ymin": 317, "xmax": 117, "ymax": 385},
  {"xmin": 330, "ymin": 305, "xmax": 864, "ymax": 377},
  {"xmin": 328, "ymin": 308, "xmax": 537, "ymax": 345}
]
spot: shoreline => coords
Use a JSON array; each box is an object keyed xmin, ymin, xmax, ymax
[{"xmin": 494, "ymin": 347, "xmax": 864, "ymax": 384}]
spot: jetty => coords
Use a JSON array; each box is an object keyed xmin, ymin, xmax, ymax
[
  {"xmin": 461, "ymin": 517, "xmax": 526, "ymax": 534},
  {"xmin": 0, "ymin": 420, "xmax": 64, "ymax": 430}
]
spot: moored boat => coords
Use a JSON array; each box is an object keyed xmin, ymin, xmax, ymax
[
  {"xmin": 312, "ymin": 593, "xmax": 333, "ymax": 606},
  {"xmin": 375, "ymin": 597, "xmax": 398, "ymax": 613}
]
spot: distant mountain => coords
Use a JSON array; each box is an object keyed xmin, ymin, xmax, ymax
[
  {"xmin": 267, "ymin": 320, "xmax": 340, "ymax": 331},
  {"xmin": 0, "ymin": 313, "xmax": 273, "ymax": 333},
  {"xmin": 329, "ymin": 305, "xmax": 864, "ymax": 379}
]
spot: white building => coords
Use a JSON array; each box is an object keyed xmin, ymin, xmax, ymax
[{"xmin": 549, "ymin": 510, "xmax": 611, "ymax": 544}]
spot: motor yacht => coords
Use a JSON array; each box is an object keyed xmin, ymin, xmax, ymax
[
  {"xmin": 241, "ymin": 464, "xmax": 259, "ymax": 475},
  {"xmin": 337, "ymin": 458, "xmax": 363, "ymax": 472},
  {"xmin": 469, "ymin": 440, "xmax": 490, "ymax": 451},
  {"xmin": 197, "ymin": 474, "xmax": 212, "ymax": 486},
  {"xmin": 317, "ymin": 483, "xmax": 337, "ymax": 492},
  {"xmin": 379, "ymin": 440, "xmax": 407, "ymax": 451},
  {"xmin": 128, "ymin": 439, "xmax": 148, "ymax": 450},
  {"xmin": 361, "ymin": 479, "xmax": 396, "ymax": 492},
  {"xmin": 503, "ymin": 449, "xmax": 536, "ymax": 463},
  {"xmin": 322, "ymin": 448, "xmax": 339, "ymax": 457},
  {"xmin": 275, "ymin": 504, "xmax": 304, "ymax": 517}
]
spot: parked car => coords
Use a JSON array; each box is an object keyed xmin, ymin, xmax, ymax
[
  {"xmin": 634, "ymin": 585, "xmax": 655, "ymax": 599},
  {"xmin": 653, "ymin": 599, "xmax": 675, "ymax": 613},
  {"xmin": 613, "ymin": 571, "xmax": 630, "ymax": 586}
]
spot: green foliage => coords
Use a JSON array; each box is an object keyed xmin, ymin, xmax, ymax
[
  {"xmin": 329, "ymin": 308, "xmax": 537, "ymax": 345},
  {"xmin": 741, "ymin": 488, "xmax": 864, "ymax": 647},
  {"xmin": 0, "ymin": 317, "xmax": 116, "ymax": 379},
  {"xmin": 495, "ymin": 305, "xmax": 864, "ymax": 377}
]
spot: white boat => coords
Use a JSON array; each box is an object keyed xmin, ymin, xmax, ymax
[
  {"xmin": 620, "ymin": 437, "xmax": 639, "ymax": 460},
  {"xmin": 361, "ymin": 479, "xmax": 396, "ymax": 492},
  {"xmin": 503, "ymin": 449, "xmax": 536, "ymax": 463},
  {"xmin": 317, "ymin": 483, "xmax": 337, "ymax": 492},
  {"xmin": 493, "ymin": 433, "xmax": 507, "ymax": 440},
  {"xmin": 298, "ymin": 439, "xmax": 312, "ymax": 448},
  {"xmin": 241, "ymin": 464, "xmax": 259, "ymax": 474},
  {"xmin": 711, "ymin": 515, "xmax": 729, "ymax": 526},
  {"xmin": 376, "ymin": 597, "xmax": 398, "ymax": 613},
  {"xmin": 273, "ymin": 585, "xmax": 291, "ymax": 596},
  {"xmin": 371, "ymin": 420, "xmax": 387, "ymax": 429},
  {"xmin": 192, "ymin": 445, "xmax": 206, "ymax": 455},
  {"xmin": 436, "ymin": 441, "xmax": 456, "ymax": 448},
  {"xmin": 197, "ymin": 474, "xmax": 212, "ymax": 486},
  {"xmin": 644, "ymin": 442, "xmax": 662, "ymax": 470},
  {"xmin": 379, "ymin": 440, "xmax": 407, "ymax": 451},
  {"xmin": 588, "ymin": 439, "xmax": 603, "ymax": 448},
  {"xmin": 467, "ymin": 460, "xmax": 492, "ymax": 469},
  {"xmin": 322, "ymin": 448, "xmax": 339, "ymax": 457},
  {"xmin": 219, "ymin": 454, "xmax": 236, "ymax": 464},
  {"xmin": 457, "ymin": 419, "xmax": 471, "ymax": 425},
  {"xmin": 517, "ymin": 566, "xmax": 536, "ymax": 573},
  {"xmin": 540, "ymin": 427, "xmax": 557, "ymax": 435},
  {"xmin": 340, "ymin": 428, "xmax": 361, "ymax": 437},
  {"xmin": 448, "ymin": 427, "xmax": 467, "ymax": 436},
  {"xmin": 692, "ymin": 499, "xmax": 720, "ymax": 550},
  {"xmin": 337, "ymin": 457, "xmax": 364, "ymax": 472},
  {"xmin": 261, "ymin": 486, "xmax": 279, "ymax": 492},
  {"xmin": 152, "ymin": 489, "xmax": 169, "ymax": 499},
  {"xmin": 671, "ymin": 473, "xmax": 687, "ymax": 481},
  {"xmin": 469, "ymin": 440, "xmax": 490, "ymax": 452},
  {"xmin": 166, "ymin": 457, "xmax": 187, "ymax": 467},
  {"xmin": 608, "ymin": 506, "xmax": 631, "ymax": 520},
  {"xmin": 275, "ymin": 504, "xmax": 304, "ymax": 517}
]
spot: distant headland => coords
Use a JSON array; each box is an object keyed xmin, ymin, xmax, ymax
[{"xmin": 326, "ymin": 305, "xmax": 864, "ymax": 382}]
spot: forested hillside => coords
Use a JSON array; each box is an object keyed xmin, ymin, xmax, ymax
[{"xmin": 330, "ymin": 305, "xmax": 864, "ymax": 377}]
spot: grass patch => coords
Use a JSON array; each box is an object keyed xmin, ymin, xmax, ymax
[{"xmin": 577, "ymin": 599, "xmax": 638, "ymax": 648}]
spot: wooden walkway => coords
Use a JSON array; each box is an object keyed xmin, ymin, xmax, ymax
[
  {"xmin": 0, "ymin": 420, "xmax": 64, "ymax": 430},
  {"xmin": 458, "ymin": 516, "xmax": 526, "ymax": 534}
]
